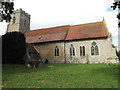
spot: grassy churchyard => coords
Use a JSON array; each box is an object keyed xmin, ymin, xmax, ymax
[{"xmin": 2, "ymin": 64, "xmax": 119, "ymax": 88}]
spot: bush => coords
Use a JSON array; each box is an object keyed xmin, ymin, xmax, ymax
[
  {"xmin": 2, "ymin": 32, "xmax": 26, "ymax": 64},
  {"xmin": 116, "ymin": 50, "xmax": 120, "ymax": 61}
]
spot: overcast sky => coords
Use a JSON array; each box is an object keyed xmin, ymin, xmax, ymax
[{"xmin": 0, "ymin": 0, "xmax": 119, "ymax": 48}]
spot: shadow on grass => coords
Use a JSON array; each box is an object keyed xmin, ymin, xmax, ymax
[
  {"xmin": 2, "ymin": 63, "xmax": 71, "ymax": 75},
  {"xmin": 2, "ymin": 64, "xmax": 43, "ymax": 76}
]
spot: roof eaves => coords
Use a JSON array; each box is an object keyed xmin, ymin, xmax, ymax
[{"xmin": 65, "ymin": 36, "xmax": 108, "ymax": 41}]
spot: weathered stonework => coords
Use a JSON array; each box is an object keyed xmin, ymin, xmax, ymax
[
  {"xmin": 65, "ymin": 37, "xmax": 118, "ymax": 64},
  {"xmin": 33, "ymin": 36, "xmax": 118, "ymax": 64},
  {"xmin": 34, "ymin": 42, "xmax": 65, "ymax": 63},
  {"xmin": 7, "ymin": 8, "xmax": 30, "ymax": 33}
]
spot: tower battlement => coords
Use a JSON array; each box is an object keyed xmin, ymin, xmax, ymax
[
  {"xmin": 7, "ymin": 8, "xmax": 31, "ymax": 33},
  {"xmin": 15, "ymin": 8, "xmax": 30, "ymax": 18}
]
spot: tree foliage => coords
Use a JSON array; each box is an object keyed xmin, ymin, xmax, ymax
[
  {"xmin": 0, "ymin": 1, "xmax": 14, "ymax": 22},
  {"xmin": 116, "ymin": 50, "xmax": 120, "ymax": 61},
  {"xmin": 2, "ymin": 32, "xmax": 26, "ymax": 64}
]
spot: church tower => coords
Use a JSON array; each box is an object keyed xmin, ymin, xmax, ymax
[{"xmin": 6, "ymin": 8, "xmax": 30, "ymax": 33}]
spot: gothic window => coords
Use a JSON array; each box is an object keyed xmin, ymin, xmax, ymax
[
  {"xmin": 91, "ymin": 42, "xmax": 99, "ymax": 55},
  {"xmin": 91, "ymin": 46, "xmax": 94, "ymax": 55},
  {"xmin": 83, "ymin": 46, "xmax": 85, "ymax": 56},
  {"xmin": 55, "ymin": 46, "xmax": 59, "ymax": 56},
  {"xmin": 80, "ymin": 46, "xmax": 85, "ymax": 56},
  {"xmin": 95, "ymin": 45, "xmax": 99, "ymax": 55},
  {"xmin": 13, "ymin": 17, "xmax": 16, "ymax": 23},
  {"xmin": 80, "ymin": 46, "xmax": 82, "ymax": 56},
  {"xmin": 70, "ymin": 44, "xmax": 75, "ymax": 56}
]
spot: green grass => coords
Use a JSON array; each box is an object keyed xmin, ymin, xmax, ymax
[{"xmin": 2, "ymin": 64, "xmax": 119, "ymax": 88}]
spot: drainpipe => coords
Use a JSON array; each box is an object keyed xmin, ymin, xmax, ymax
[
  {"xmin": 64, "ymin": 41, "xmax": 66, "ymax": 63},
  {"xmin": 64, "ymin": 25, "xmax": 70, "ymax": 63}
]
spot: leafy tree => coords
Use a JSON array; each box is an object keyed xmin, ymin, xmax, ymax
[
  {"xmin": 116, "ymin": 50, "xmax": 120, "ymax": 61},
  {"xmin": 2, "ymin": 32, "xmax": 26, "ymax": 64},
  {"xmin": 0, "ymin": 0, "xmax": 14, "ymax": 22}
]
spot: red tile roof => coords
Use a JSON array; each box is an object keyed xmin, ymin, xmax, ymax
[
  {"xmin": 25, "ymin": 25, "xmax": 70, "ymax": 43},
  {"xmin": 66, "ymin": 21, "xmax": 108, "ymax": 40},
  {"xmin": 24, "ymin": 21, "xmax": 109, "ymax": 43}
]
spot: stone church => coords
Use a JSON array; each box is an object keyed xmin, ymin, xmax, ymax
[{"xmin": 7, "ymin": 9, "xmax": 118, "ymax": 64}]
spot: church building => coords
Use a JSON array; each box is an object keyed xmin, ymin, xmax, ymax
[{"xmin": 7, "ymin": 9, "xmax": 118, "ymax": 64}]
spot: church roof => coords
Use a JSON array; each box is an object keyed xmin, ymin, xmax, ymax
[
  {"xmin": 25, "ymin": 25, "xmax": 70, "ymax": 43},
  {"xmin": 24, "ymin": 21, "xmax": 109, "ymax": 44},
  {"xmin": 65, "ymin": 21, "xmax": 108, "ymax": 41}
]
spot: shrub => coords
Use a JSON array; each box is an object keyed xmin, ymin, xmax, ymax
[
  {"xmin": 2, "ymin": 32, "xmax": 26, "ymax": 64},
  {"xmin": 116, "ymin": 50, "xmax": 120, "ymax": 61}
]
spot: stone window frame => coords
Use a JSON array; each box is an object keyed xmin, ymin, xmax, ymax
[
  {"xmin": 70, "ymin": 44, "xmax": 75, "ymax": 56},
  {"xmin": 91, "ymin": 42, "xmax": 99, "ymax": 55},
  {"xmin": 55, "ymin": 46, "xmax": 59, "ymax": 56},
  {"xmin": 80, "ymin": 46, "xmax": 85, "ymax": 56}
]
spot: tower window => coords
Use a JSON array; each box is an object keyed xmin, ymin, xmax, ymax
[
  {"xmin": 91, "ymin": 42, "xmax": 99, "ymax": 55},
  {"xmin": 55, "ymin": 46, "xmax": 59, "ymax": 56},
  {"xmin": 70, "ymin": 44, "xmax": 75, "ymax": 56},
  {"xmin": 13, "ymin": 17, "xmax": 16, "ymax": 23},
  {"xmin": 24, "ymin": 20, "xmax": 26, "ymax": 25}
]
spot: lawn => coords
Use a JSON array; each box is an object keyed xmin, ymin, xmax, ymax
[{"xmin": 2, "ymin": 64, "xmax": 119, "ymax": 88}]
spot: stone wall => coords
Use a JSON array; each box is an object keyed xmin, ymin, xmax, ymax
[
  {"xmin": 65, "ymin": 37, "xmax": 118, "ymax": 63},
  {"xmin": 7, "ymin": 9, "xmax": 30, "ymax": 33},
  {"xmin": 33, "ymin": 37, "xmax": 118, "ymax": 64},
  {"xmin": 35, "ymin": 42, "xmax": 65, "ymax": 63}
]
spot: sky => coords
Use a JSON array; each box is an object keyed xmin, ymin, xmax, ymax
[{"xmin": 0, "ymin": 0, "xmax": 119, "ymax": 49}]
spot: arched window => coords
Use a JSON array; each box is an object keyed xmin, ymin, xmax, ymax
[
  {"xmin": 13, "ymin": 17, "xmax": 16, "ymax": 23},
  {"xmin": 95, "ymin": 45, "xmax": 99, "ymax": 55},
  {"xmin": 80, "ymin": 46, "xmax": 85, "ymax": 56},
  {"xmin": 80, "ymin": 46, "xmax": 82, "ymax": 56},
  {"xmin": 70, "ymin": 44, "xmax": 75, "ymax": 56},
  {"xmin": 55, "ymin": 46, "xmax": 59, "ymax": 56},
  {"xmin": 83, "ymin": 46, "xmax": 85, "ymax": 56},
  {"xmin": 91, "ymin": 46, "xmax": 94, "ymax": 55},
  {"xmin": 91, "ymin": 42, "xmax": 99, "ymax": 55}
]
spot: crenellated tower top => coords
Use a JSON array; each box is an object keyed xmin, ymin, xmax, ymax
[{"xmin": 6, "ymin": 8, "xmax": 31, "ymax": 33}]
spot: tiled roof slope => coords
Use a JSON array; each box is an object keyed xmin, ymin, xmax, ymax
[
  {"xmin": 24, "ymin": 21, "xmax": 109, "ymax": 43},
  {"xmin": 66, "ymin": 21, "xmax": 108, "ymax": 40},
  {"xmin": 25, "ymin": 25, "xmax": 70, "ymax": 43}
]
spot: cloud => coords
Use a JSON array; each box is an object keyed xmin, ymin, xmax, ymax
[{"xmin": 0, "ymin": 22, "xmax": 8, "ymax": 35}]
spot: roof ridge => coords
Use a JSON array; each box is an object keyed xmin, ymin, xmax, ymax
[
  {"xmin": 25, "ymin": 25, "xmax": 70, "ymax": 33},
  {"xmin": 70, "ymin": 21, "xmax": 103, "ymax": 27}
]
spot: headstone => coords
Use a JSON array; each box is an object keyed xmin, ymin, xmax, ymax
[{"xmin": 26, "ymin": 63, "xmax": 32, "ymax": 68}]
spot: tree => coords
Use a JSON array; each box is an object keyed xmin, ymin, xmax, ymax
[
  {"xmin": 0, "ymin": 0, "xmax": 14, "ymax": 22},
  {"xmin": 2, "ymin": 32, "xmax": 26, "ymax": 64},
  {"xmin": 116, "ymin": 50, "xmax": 120, "ymax": 61}
]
